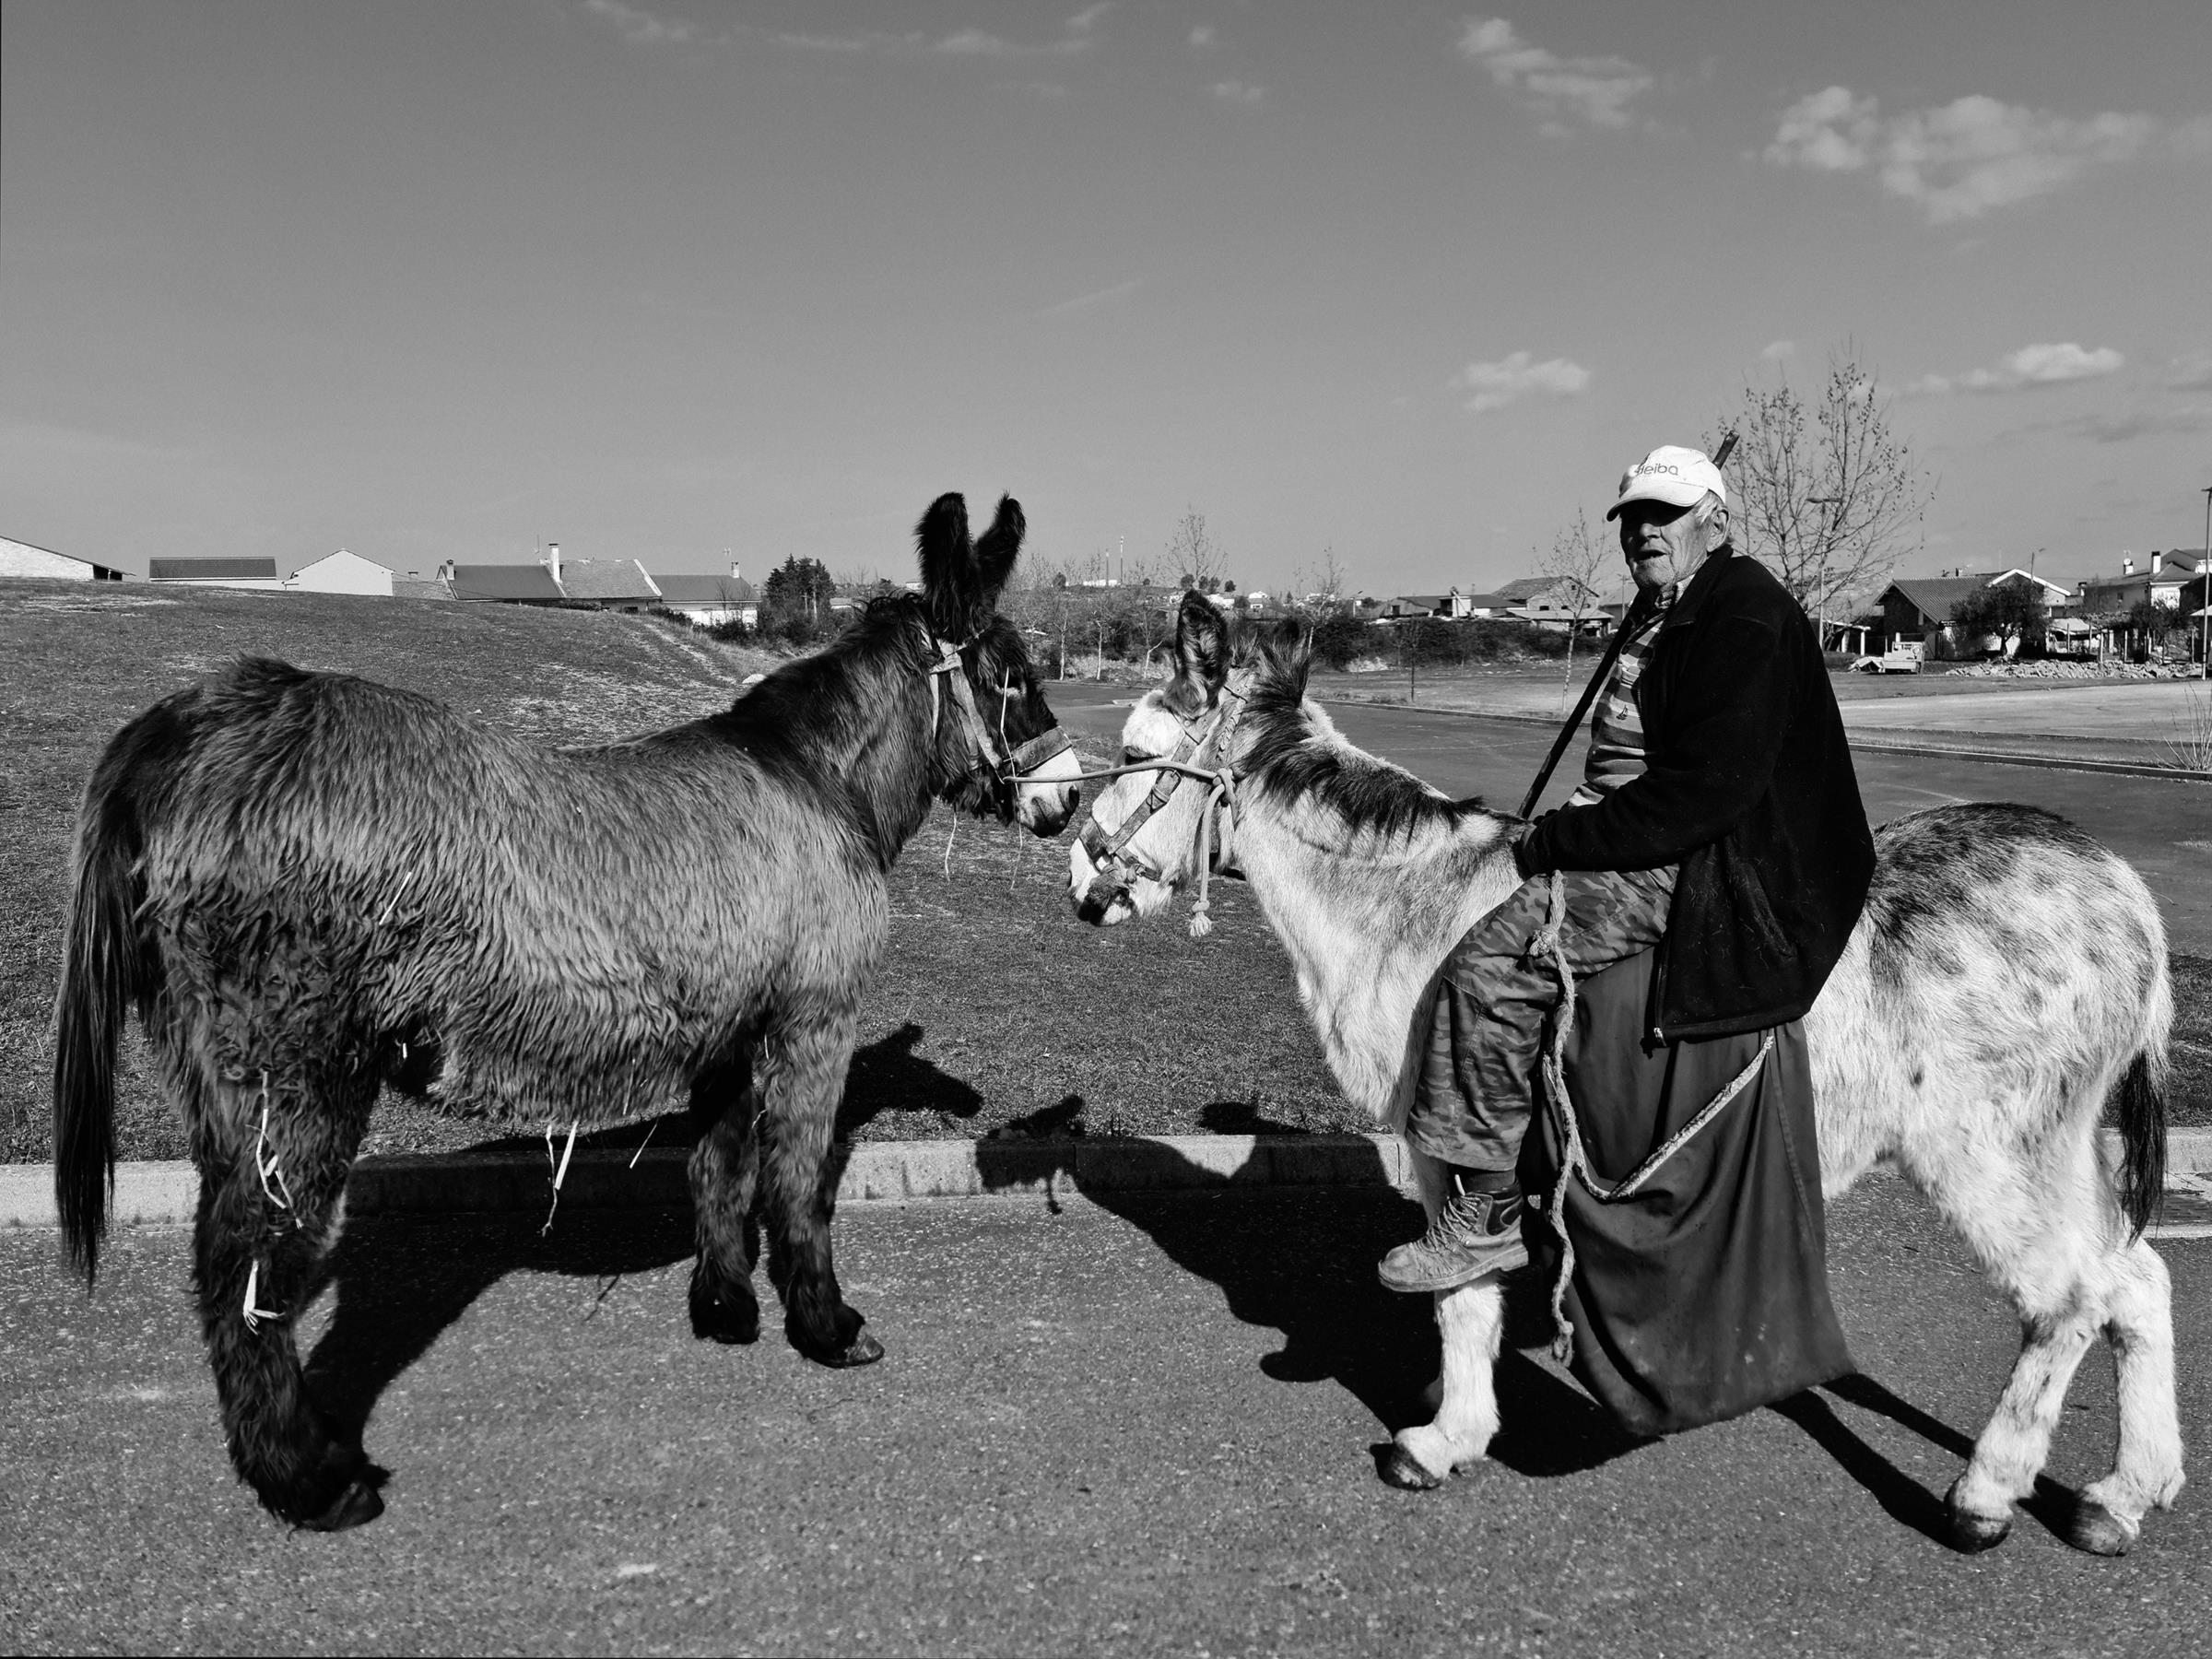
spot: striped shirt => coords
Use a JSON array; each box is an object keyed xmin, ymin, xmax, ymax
[{"xmin": 1567, "ymin": 583, "xmax": 1677, "ymax": 808}]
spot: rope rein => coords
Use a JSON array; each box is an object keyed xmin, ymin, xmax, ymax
[{"xmin": 1531, "ymin": 869, "xmax": 1776, "ymax": 1364}]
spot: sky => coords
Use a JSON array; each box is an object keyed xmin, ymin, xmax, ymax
[{"xmin": 5, "ymin": 0, "xmax": 2209, "ymax": 597}]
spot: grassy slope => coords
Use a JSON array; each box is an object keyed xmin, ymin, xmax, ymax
[
  {"xmin": 1, "ymin": 579, "xmax": 2200, "ymax": 1159},
  {"xmin": 0, "ymin": 579, "xmax": 1351, "ymax": 1161}
]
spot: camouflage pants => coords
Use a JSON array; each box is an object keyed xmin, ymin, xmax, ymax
[{"xmin": 1406, "ymin": 865, "xmax": 1677, "ymax": 1175}]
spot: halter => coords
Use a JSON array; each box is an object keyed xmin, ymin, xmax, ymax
[
  {"xmin": 1073, "ymin": 676, "xmax": 1248, "ymax": 938},
  {"xmin": 926, "ymin": 632, "xmax": 1073, "ymax": 806}
]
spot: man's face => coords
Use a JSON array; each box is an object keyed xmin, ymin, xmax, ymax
[{"xmin": 1616, "ymin": 498, "xmax": 1706, "ymax": 593}]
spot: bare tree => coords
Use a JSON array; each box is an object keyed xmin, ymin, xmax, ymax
[
  {"xmin": 1166, "ymin": 505, "xmax": 1226, "ymax": 594},
  {"xmin": 1539, "ymin": 506, "xmax": 1617, "ymax": 708},
  {"xmin": 1713, "ymin": 347, "xmax": 1935, "ymax": 637},
  {"xmin": 1296, "ymin": 544, "xmax": 1351, "ymax": 610}
]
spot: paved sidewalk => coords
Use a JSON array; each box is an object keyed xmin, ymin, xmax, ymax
[{"xmin": 4, "ymin": 1179, "xmax": 2208, "ymax": 1654}]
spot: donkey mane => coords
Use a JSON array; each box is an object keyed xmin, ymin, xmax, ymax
[{"xmin": 1242, "ymin": 674, "xmax": 1491, "ymax": 847}]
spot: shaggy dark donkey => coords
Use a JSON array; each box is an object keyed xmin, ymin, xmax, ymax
[{"xmin": 53, "ymin": 491, "xmax": 1078, "ymax": 1531}]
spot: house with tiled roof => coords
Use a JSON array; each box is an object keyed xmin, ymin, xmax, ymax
[
  {"xmin": 2077, "ymin": 549, "xmax": 2206, "ymax": 618},
  {"xmin": 1875, "ymin": 567, "xmax": 2081, "ymax": 658},
  {"xmin": 0, "ymin": 535, "xmax": 125, "ymax": 582},
  {"xmin": 654, "ymin": 569, "xmax": 759, "ymax": 627},
  {"xmin": 443, "ymin": 562, "xmax": 565, "ymax": 605},
  {"xmin": 556, "ymin": 557, "xmax": 662, "ymax": 611}
]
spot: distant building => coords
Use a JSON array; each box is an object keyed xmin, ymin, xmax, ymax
[
  {"xmin": 443, "ymin": 561, "xmax": 565, "ymax": 605},
  {"xmin": 2077, "ymin": 549, "xmax": 2205, "ymax": 617},
  {"xmin": 655, "ymin": 567, "xmax": 759, "ymax": 628},
  {"xmin": 557, "ymin": 557, "xmax": 663, "ymax": 612},
  {"xmin": 0, "ymin": 535, "xmax": 124, "ymax": 582},
  {"xmin": 285, "ymin": 548, "xmax": 394, "ymax": 596},
  {"xmin": 1873, "ymin": 568, "xmax": 2073, "ymax": 657},
  {"xmin": 148, "ymin": 557, "xmax": 282, "ymax": 589}
]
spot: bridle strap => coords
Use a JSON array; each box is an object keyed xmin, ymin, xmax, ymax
[
  {"xmin": 1072, "ymin": 679, "xmax": 1248, "ymax": 931},
  {"xmin": 926, "ymin": 631, "xmax": 1071, "ymax": 795}
]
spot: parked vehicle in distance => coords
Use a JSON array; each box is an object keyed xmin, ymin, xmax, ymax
[{"xmin": 1852, "ymin": 641, "xmax": 1924, "ymax": 675}]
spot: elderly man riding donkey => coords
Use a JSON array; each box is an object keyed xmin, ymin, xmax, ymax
[{"xmin": 1072, "ymin": 441, "xmax": 2179, "ymax": 1557}]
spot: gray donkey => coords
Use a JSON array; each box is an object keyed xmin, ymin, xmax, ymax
[
  {"xmin": 1071, "ymin": 597, "xmax": 2179, "ymax": 1558},
  {"xmin": 54, "ymin": 491, "xmax": 1078, "ymax": 1531}
]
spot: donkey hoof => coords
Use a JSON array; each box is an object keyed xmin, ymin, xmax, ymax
[
  {"xmin": 2067, "ymin": 1499, "xmax": 2140, "ymax": 1558},
  {"xmin": 689, "ymin": 1288, "xmax": 760, "ymax": 1346},
  {"xmin": 831, "ymin": 1329, "xmax": 886, "ymax": 1369},
  {"xmin": 1378, "ymin": 1442, "xmax": 1446, "ymax": 1491},
  {"xmin": 1942, "ymin": 1481, "xmax": 2012, "ymax": 1553},
  {"xmin": 290, "ymin": 1472, "xmax": 386, "ymax": 1534}
]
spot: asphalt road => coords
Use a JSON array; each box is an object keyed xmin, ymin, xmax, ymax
[
  {"xmin": 4, "ymin": 1181, "xmax": 2208, "ymax": 1656},
  {"xmin": 1049, "ymin": 683, "xmax": 2212, "ymax": 955}
]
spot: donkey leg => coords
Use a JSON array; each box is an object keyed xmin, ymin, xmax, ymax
[
  {"xmin": 2075, "ymin": 1238, "xmax": 2184, "ymax": 1556},
  {"xmin": 1387, "ymin": 1279, "xmax": 1506, "ymax": 1488},
  {"xmin": 192, "ymin": 1067, "xmax": 382, "ymax": 1530},
  {"xmin": 756, "ymin": 1009, "xmax": 880, "ymax": 1368},
  {"xmin": 687, "ymin": 1049, "xmax": 762, "ymax": 1346},
  {"xmin": 1924, "ymin": 1141, "xmax": 2110, "ymax": 1553},
  {"xmin": 1385, "ymin": 1147, "xmax": 1505, "ymax": 1488}
]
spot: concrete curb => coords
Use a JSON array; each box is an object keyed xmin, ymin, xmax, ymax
[{"xmin": 4, "ymin": 1128, "xmax": 2207, "ymax": 1230}]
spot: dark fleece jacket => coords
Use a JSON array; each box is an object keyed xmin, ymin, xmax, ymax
[{"xmin": 1519, "ymin": 549, "xmax": 1875, "ymax": 1041}]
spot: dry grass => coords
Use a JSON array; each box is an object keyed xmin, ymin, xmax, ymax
[
  {"xmin": 2165, "ymin": 688, "xmax": 2212, "ymax": 773},
  {"xmin": 1, "ymin": 577, "xmax": 2200, "ymax": 1162}
]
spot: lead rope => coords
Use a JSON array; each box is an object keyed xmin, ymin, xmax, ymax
[
  {"xmin": 1532, "ymin": 874, "xmax": 1584, "ymax": 1364},
  {"xmin": 1531, "ymin": 869, "xmax": 1777, "ymax": 1366},
  {"xmin": 1184, "ymin": 772, "xmax": 1237, "ymax": 939}
]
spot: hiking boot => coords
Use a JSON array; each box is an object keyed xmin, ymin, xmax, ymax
[{"xmin": 1377, "ymin": 1188, "xmax": 1529, "ymax": 1293}]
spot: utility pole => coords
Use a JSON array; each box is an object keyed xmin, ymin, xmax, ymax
[{"xmin": 2200, "ymin": 485, "xmax": 2210, "ymax": 680}]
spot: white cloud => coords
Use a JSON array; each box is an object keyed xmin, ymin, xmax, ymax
[
  {"xmin": 777, "ymin": 14, "xmax": 1102, "ymax": 59},
  {"xmin": 1764, "ymin": 87, "xmax": 2205, "ymax": 221},
  {"xmin": 1759, "ymin": 339, "xmax": 1796, "ymax": 362},
  {"xmin": 1457, "ymin": 18, "xmax": 1654, "ymax": 132},
  {"xmin": 1189, "ymin": 25, "xmax": 1217, "ymax": 48},
  {"xmin": 1041, "ymin": 278, "xmax": 1141, "ymax": 318},
  {"xmin": 583, "ymin": 0, "xmax": 700, "ymax": 47},
  {"xmin": 1211, "ymin": 80, "xmax": 1264, "ymax": 106},
  {"xmin": 1453, "ymin": 352, "xmax": 1591, "ymax": 414},
  {"xmin": 1907, "ymin": 342, "xmax": 2125, "ymax": 396}
]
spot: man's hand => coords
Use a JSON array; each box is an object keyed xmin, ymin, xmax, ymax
[{"xmin": 1511, "ymin": 818, "xmax": 1545, "ymax": 881}]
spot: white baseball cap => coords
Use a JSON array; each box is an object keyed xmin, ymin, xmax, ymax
[{"xmin": 1606, "ymin": 445, "xmax": 1727, "ymax": 521}]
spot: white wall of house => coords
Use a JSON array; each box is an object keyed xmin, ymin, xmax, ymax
[
  {"xmin": 670, "ymin": 600, "xmax": 759, "ymax": 627},
  {"xmin": 1, "ymin": 536, "xmax": 107, "ymax": 580},
  {"xmin": 286, "ymin": 548, "xmax": 394, "ymax": 596}
]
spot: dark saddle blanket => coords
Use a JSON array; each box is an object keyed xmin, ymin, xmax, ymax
[{"xmin": 1517, "ymin": 945, "xmax": 1853, "ymax": 1437}]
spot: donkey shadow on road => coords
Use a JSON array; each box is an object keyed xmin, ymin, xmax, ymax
[{"xmin": 300, "ymin": 1021, "xmax": 981, "ymax": 1452}]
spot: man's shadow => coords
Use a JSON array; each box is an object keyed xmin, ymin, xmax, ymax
[{"xmin": 304, "ymin": 1022, "xmax": 978, "ymax": 1446}]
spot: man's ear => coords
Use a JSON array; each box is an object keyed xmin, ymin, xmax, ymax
[{"xmin": 1164, "ymin": 590, "xmax": 1230, "ymax": 713}]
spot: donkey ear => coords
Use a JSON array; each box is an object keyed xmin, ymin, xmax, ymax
[
  {"xmin": 915, "ymin": 492, "xmax": 981, "ymax": 638},
  {"xmin": 1174, "ymin": 589, "xmax": 1230, "ymax": 694},
  {"xmin": 971, "ymin": 495, "xmax": 1026, "ymax": 606},
  {"xmin": 1258, "ymin": 618, "xmax": 1313, "ymax": 697}
]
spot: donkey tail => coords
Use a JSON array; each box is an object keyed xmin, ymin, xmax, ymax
[
  {"xmin": 2112, "ymin": 953, "xmax": 2172, "ymax": 1242},
  {"xmin": 53, "ymin": 722, "xmax": 162, "ymax": 1284}
]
